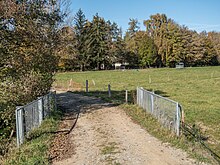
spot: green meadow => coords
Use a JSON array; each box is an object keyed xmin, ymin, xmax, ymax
[{"xmin": 54, "ymin": 66, "xmax": 220, "ymax": 156}]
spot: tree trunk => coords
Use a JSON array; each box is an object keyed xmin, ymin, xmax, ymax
[{"xmin": 80, "ymin": 64, "xmax": 85, "ymax": 72}]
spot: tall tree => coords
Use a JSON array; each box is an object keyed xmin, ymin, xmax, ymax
[
  {"xmin": 73, "ymin": 8, "xmax": 87, "ymax": 71},
  {"xmin": 137, "ymin": 32, "xmax": 158, "ymax": 68},
  {"xmin": 208, "ymin": 31, "xmax": 220, "ymax": 63},
  {"xmin": 56, "ymin": 26, "xmax": 77, "ymax": 71},
  {"xmin": 144, "ymin": 14, "xmax": 170, "ymax": 67},
  {"xmin": 126, "ymin": 18, "xmax": 140, "ymax": 38},
  {"xmin": 88, "ymin": 14, "xmax": 109, "ymax": 70},
  {"xmin": 192, "ymin": 32, "xmax": 218, "ymax": 66},
  {"xmin": 165, "ymin": 23, "xmax": 192, "ymax": 67},
  {"xmin": 124, "ymin": 19, "xmax": 140, "ymax": 67},
  {"xmin": 107, "ymin": 23, "xmax": 125, "ymax": 65}
]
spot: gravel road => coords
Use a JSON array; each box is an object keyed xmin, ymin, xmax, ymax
[{"xmin": 52, "ymin": 91, "xmax": 201, "ymax": 165}]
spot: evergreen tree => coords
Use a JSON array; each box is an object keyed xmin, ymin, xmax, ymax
[
  {"xmin": 124, "ymin": 19, "xmax": 140, "ymax": 67},
  {"xmin": 73, "ymin": 8, "xmax": 87, "ymax": 71}
]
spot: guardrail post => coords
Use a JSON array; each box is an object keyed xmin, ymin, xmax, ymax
[
  {"xmin": 176, "ymin": 103, "xmax": 180, "ymax": 136},
  {"xmin": 38, "ymin": 97, "xmax": 43, "ymax": 124},
  {"xmin": 125, "ymin": 90, "xmax": 128, "ymax": 103},
  {"xmin": 47, "ymin": 93, "xmax": 51, "ymax": 116},
  {"xmin": 54, "ymin": 91, "xmax": 57, "ymax": 111},
  {"xmin": 151, "ymin": 93, "xmax": 154, "ymax": 113},
  {"xmin": 140, "ymin": 88, "xmax": 144, "ymax": 107},
  {"xmin": 16, "ymin": 107, "xmax": 24, "ymax": 147}
]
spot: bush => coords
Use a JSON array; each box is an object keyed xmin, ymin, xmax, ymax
[{"xmin": 0, "ymin": 0, "xmax": 63, "ymax": 156}]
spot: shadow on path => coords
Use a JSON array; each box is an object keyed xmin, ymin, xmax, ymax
[
  {"xmin": 56, "ymin": 91, "xmax": 117, "ymax": 134},
  {"xmin": 49, "ymin": 91, "xmax": 118, "ymax": 162}
]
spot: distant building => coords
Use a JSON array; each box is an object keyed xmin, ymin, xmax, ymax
[
  {"xmin": 113, "ymin": 62, "xmax": 129, "ymax": 70},
  {"xmin": 175, "ymin": 62, "xmax": 184, "ymax": 69}
]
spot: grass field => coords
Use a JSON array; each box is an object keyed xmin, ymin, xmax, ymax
[{"xmin": 54, "ymin": 66, "xmax": 220, "ymax": 157}]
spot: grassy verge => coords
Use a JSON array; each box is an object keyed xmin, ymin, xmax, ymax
[
  {"xmin": 2, "ymin": 110, "xmax": 62, "ymax": 165},
  {"xmin": 121, "ymin": 104, "xmax": 216, "ymax": 164}
]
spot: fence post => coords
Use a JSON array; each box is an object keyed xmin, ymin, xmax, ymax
[
  {"xmin": 108, "ymin": 84, "xmax": 111, "ymax": 97},
  {"xmin": 176, "ymin": 103, "xmax": 180, "ymax": 136},
  {"xmin": 16, "ymin": 107, "xmax": 24, "ymax": 147},
  {"xmin": 48, "ymin": 93, "xmax": 51, "ymax": 115},
  {"xmin": 151, "ymin": 93, "xmax": 154, "ymax": 113},
  {"xmin": 86, "ymin": 80, "xmax": 89, "ymax": 93},
  {"xmin": 38, "ymin": 97, "xmax": 43, "ymax": 124},
  {"xmin": 140, "ymin": 88, "xmax": 144, "ymax": 107},
  {"xmin": 125, "ymin": 90, "xmax": 128, "ymax": 103},
  {"xmin": 53, "ymin": 91, "xmax": 57, "ymax": 111}
]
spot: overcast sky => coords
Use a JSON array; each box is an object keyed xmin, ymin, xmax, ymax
[{"xmin": 69, "ymin": 0, "xmax": 220, "ymax": 33}]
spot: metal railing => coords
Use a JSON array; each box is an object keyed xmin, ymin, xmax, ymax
[
  {"xmin": 137, "ymin": 87, "xmax": 183, "ymax": 136},
  {"xmin": 16, "ymin": 91, "xmax": 57, "ymax": 147}
]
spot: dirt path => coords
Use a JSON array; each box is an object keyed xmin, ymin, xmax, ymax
[{"xmin": 53, "ymin": 91, "xmax": 200, "ymax": 165}]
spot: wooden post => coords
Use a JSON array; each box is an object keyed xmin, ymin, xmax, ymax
[
  {"xmin": 69, "ymin": 78, "xmax": 72, "ymax": 90},
  {"xmin": 125, "ymin": 90, "xmax": 128, "ymax": 103},
  {"xmin": 211, "ymin": 72, "xmax": 214, "ymax": 79},
  {"xmin": 108, "ymin": 84, "xmax": 111, "ymax": 97},
  {"xmin": 149, "ymin": 75, "xmax": 151, "ymax": 84},
  {"xmin": 92, "ymin": 79, "xmax": 96, "ymax": 86},
  {"xmin": 86, "ymin": 80, "xmax": 88, "ymax": 93}
]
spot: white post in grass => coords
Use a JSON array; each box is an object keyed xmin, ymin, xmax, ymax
[{"xmin": 125, "ymin": 90, "xmax": 128, "ymax": 103}]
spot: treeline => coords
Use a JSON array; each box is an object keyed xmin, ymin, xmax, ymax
[
  {"xmin": 58, "ymin": 10, "xmax": 220, "ymax": 71},
  {"xmin": 0, "ymin": 0, "xmax": 63, "ymax": 155}
]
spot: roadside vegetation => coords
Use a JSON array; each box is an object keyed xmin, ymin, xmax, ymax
[
  {"xmin": 2, "ymin": 109, "xmax": 62, "ymax": 165},
  {"xmin": 0, "ymin": 0, "xmax": 66, "ymax": 157},
  {"xmin": 54, "ymin": 66, "xmax": 220, "ymax": 163}
]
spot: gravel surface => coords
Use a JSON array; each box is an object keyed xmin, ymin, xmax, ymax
[{"xmin": 52, "ymin": 91, "xmax": 202, "ymax": 165}]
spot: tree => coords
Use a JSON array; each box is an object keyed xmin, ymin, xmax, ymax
[
  {"xmin": 165, "ymin": 23, "xmax": 192, "ymax": 67},
  {"xmin": 73, "ymin": 9, "xmax": 87, "ymax": 71},
  {"xmin": 137, "ymin": 33, "xmax": 158, "ymax": 68},
  {"xmin": 81, "ymin": 14, "xmax": 120, "ymax": 70},
  {"xmin": 208, "ymin": 31, "xmax": 220, "ymax": 63},
  {"xmin": 109, "ymin": 26, "xmax": 127, "ymax": 64},
  {"xmin": 126, "ymin": 18, "xmax": 140, "ymax": 38},
  {"xmin": 144, "ymin": 14, "xmax": 170, "ymax": 67},
  {"xmin": 0, "ymin": 0, "xmax": 64, "ymax": 154},
  {"xmin": 56, "ymin": 26, "xmax": 77, "ymax": 71},
  {"xmin": 124, "ymin": 19, "xmax": 140, "ymax": 67}
]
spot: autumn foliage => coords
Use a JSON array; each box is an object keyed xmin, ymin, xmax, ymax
[{"xmin": 0, "ymin": 0, "xmax": 63, "ymax": 155}]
